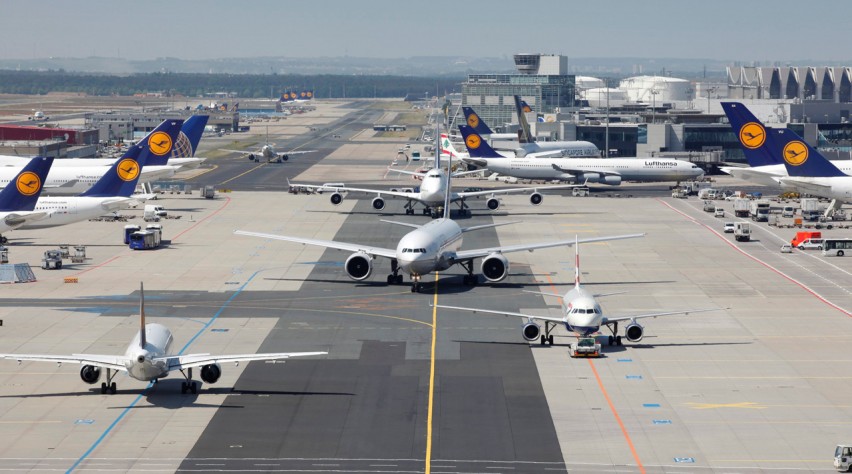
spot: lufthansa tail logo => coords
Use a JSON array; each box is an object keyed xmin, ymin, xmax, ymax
[
  {"xmin": 16, "ymin": 171, "xmax": 41, "ymax": 196},
  {"xmin": 465, "ymin": 134, "xmax": 481, "ymax": 150},
  {"xmin": 467, "ymin": 113, "xmax": 480, "ymax": 129},
  {"xmin": 739, "ymin": 122, "xmax": 766, "ymax": 149},
  {"xmin": 522, "ymin": 105, "xmax": 532, "ymax": 113},
  {"xmin": 783, "ymin": 141, "xmax": 808, "ymax": 166},
  {"xmin": 306, "ymin": 91, "xmax": 313, "ymax": 98},
  {"xmin": 116, "ymin": 158, "xmax": 140, "ymax": 182},
  {"xmin": 148, "ymin": 131, "xmax": 173, "ymax": 156}
]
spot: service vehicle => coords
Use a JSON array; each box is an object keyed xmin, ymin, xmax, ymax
[
  {"xmin": 41, "ymin": 250, "xmax": 62, "ymax": 269},
  {"xmin": 703, "ymin": 200, "xmax": 715, "ymax": 212},
  {"xmin": 569, "ymin": 337, "xmax": 601, "ymax": 358},
  {"xmin": 791, "ymin": 231, "xmax": 822, "ymax": 247},
  {"xmin": 723, "ymin": 222, "xmax": 736, "ymax": 233},
  {"xmin": 797, "ymin": 238, "xmax": 824, "ymax": 250},
  {"xmin": 714, "ymin": 207, "xmax": 725, "ymax": 218},
  {"xmin": 801, "ymin": 198, "xmax": 821, "ymax": 221},
  {"xmin": 835, "ymin": 444, "xmax": 852, "ymax": 472},
  {"xmin": 733, "ymin": 198, "xmax": 750, "ymax": 217},
  {"xmin": 144, "ymin": 205, "xmax": 167, "ymax": 222},
  {"xmin": 734, "ymin": 222, "xmax": 751, "ymax": 242},
  {"xmin": 782, "ymin": 206, "xmax": 795, "ymax": 218},
  {"xmin": 749, "ymin": 199, "xmax": 770, "ymax": 221},
  {"xmin": 780, "ymin": 243, "xmax": 793, "ymax": 253}
]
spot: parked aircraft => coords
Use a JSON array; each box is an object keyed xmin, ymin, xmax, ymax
[
  {"xmin": 237, "ymin": 156, "xmax": 642, "ymax": 292},
  {"xmin": 459, "ymin": 125, "xmax": 704, "ymax": 184},
  {"xmin": 0, "ymin": 283, "xmax": 327, "ymax": 394},
  {"xmin": 19, "ymin": 119, "xmax": 182, "ymax": 231},
  {"xmin": 435, "ymin": 236, "xmax": 721, "ymax": 346},
  {"xmin": 771, "ymin": 128, "xmax": 852, "ymax": 200},
  {"xmin": 0, "ymin": 157, "xmax": 54, "ymax": 242},
  {"xmin": 721, "ymin": 101, "xmax": 852, "ymax": 186}
]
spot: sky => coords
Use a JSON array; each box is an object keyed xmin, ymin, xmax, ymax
[{"xmin": 1, "ymin": 0, "xmax": 851, "ymax": 62}]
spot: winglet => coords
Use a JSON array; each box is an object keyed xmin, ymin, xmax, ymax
[{"xmin": 139, "ymin": 282, "xmax": 146, "ymax": 349}]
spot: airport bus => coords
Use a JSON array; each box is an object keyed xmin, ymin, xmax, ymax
[{"xmin": 822, "ymin": 238, "xmax": 852, "ymax": 256}]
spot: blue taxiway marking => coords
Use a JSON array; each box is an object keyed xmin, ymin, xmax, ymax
[{"xmin": 643, "ymin": 403, "xmax": 661, "ymax": 408}]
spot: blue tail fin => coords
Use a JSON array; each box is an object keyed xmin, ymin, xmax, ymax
[
  {"xmin": 305, "ymin": 90, "xmax": 314, "ymax": 100},
  {"xmin": 82, "ymin": 119, "xmax": 182, "ymax": 197},
  {"xmin": 458, "ymin": 125, "xmax": 503, "ymax": 158},
  {"xmin": 176, "ymin": 114, "xmax": 208, "ymax": 158},
  {"xmin": 0, "ymin": 157, "xmax": 53, "ymax": 212},
  {"xmin": 721, "ymin": 102, "xmax": 780, "ymax": 167},
  {"xmin": 461, "ymin": 107, "xmax": 494, "ymax": 135},
  {"xmin": 769, "ymin": 128, "xmax": 847, "ymax": 178},
  {"xmin": 513, "ymin": 96, "xmax": 534, "ymax": 143}
]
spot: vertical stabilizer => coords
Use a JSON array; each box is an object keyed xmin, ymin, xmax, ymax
[
  {"xmin": 443, "ymin": 138, "xmax": 452, "ymax": 220},
  {"xmin": 0, "ymin": 156, "xmax": 53, "ymax": 212},
  {"xmin": 514, "ymin": 96, "xmax": 534, "ymax": 144},
  {"xmin": 139, "ymin": 282, "xmax": 146, "ymax": 349},
  {"xmin": 458, "ymin": 125, "xmax": 503, "ymax": 158},
  {"xmin": 720, "ymin": 102, "xmax": 778, "ymax": 167},
  {"xmin": 772, "ymin": 128, "xmax": 847, "ymax": 178},
  {"xmin": 461, "ymin": 106, "xmax": 494, "ymax": 135}
]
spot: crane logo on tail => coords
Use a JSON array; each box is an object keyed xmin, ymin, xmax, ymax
[
  {"xmin": 783, "ymin": 141, "xmax": 808, "ymax": 166},
  {"xmin": 116, "ymin": 158, "xmax": 140, "ymax": 182},
  {"xmin": 465, "ymin": 133, "xmax": 481, "ymax": 150},
  {"xmin": 148, "ymin": 131, "xmax": 173, "ymax": 156},
  {"xmin": 16, "ymin": 171, "xmax": 41, "ymax": 196},
  {"xmin": 467, "ymin": 113, "xmax": 480, "ymax": 129},
  {"xmin": 739, "ymin": 122, "xmax": 766, "ymax": 149}
]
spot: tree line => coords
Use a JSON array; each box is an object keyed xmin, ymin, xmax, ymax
[{"xmin": 0, "ymin": 70, "xmax": 464, "ymax": 98}]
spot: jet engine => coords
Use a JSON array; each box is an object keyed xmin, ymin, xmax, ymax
[
  {"xmin": 80, "ymin": 365, "xmax": 101, "ymax": 384},
  {"xmin": 345, "ymin": 252, "xmax": 373, "ymax": 280},
  {"xmin": 522, "ymin": 322, "xmax": 541, "ymax": 341},
  {"xmin": 247, "ymin": 153, "xmax": 256, "ymax": 161},
  {"xmin": 330, "ymin": 193, "xmax": 343, "ymax": 205},
  {"xmin": 625, "ymin": 322, "xmax": 644, "ymax": 342},
  {"xmin": 280, "ymin": 154, "xmax": 289, "ymax": 161},
  {"xmin": 481, "ymin": 253, "xmax": 509, "ymax": 282},
  {"xmin": 371, "ymin": 197, "xmax": 385, "ymax": 210},
  {"xmin": 200, "ymin": 363, "xmax": 222, "ymax": 384},
  {"xmin": 529, "ymin": 192, "xmax": 543, "ymax": 205},
  {"xmin": 601, "ymin": 175, "xmax": 622, "ymax": 185},
  {"xmin": 486, "ymin": 198, "xmax": 500, "ymax": 211}
]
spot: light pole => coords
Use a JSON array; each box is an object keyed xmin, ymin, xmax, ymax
[
  {"xmin": 650, "ymin": 88, "xmax": 659, "ymax": 124},
  {"xmin": 706, "ymin": 86, "xmax": 716, "ymax": 113}
]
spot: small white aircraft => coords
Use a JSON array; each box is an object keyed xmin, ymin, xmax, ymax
[
  {"xmin": 28, "ymin": 110, "xmax": 48, "ymax": 121},
  {"xmin": 435, "ymin": 237, "xmax": 724, "ymax": 346},
  {"xmin": 223, "ymin": 127, "xmax": 314, "ymax": 163},
  {"xmin": 237, "ymin": 155, "xmax": 643, "ymax": 292},
  {"xmin": 0, "ymin": 283, "xmax": 327, "ymax": 394}
]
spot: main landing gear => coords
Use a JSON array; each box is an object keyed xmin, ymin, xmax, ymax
[
  {"xmin": 539, "ymin": 322, "xmax": 557, "ymax": 346},
  {"xmin": 100, "ymin": 368, "xmax": 118, "ymax": 394},
  {"xmin": 459, "ymin": 260, "xmax": 477, "ymax": 286},
  {"xmin": 180, "ymin": 367, "xmax": 198, "ymax": 394},
  {"xmin": 387, "ymin": 259, "xmax": 404, "ymax": 285},
  {"xmin": 606, "ymin": 322, "xmax": 623, "ymax": 346},
  {"xmin": 404, "ymin": 201, "xmax": 417, "ymax": 216}
]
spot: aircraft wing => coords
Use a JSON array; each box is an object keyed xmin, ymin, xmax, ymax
[
  {"xmin": 0, "ymin": 353, "xmax": 127, "ymax": 371},
  {"xmin": 234, "ymin": 230, "xmax": 398, "ymax": 259},
  {"xmin": 163, "ymin": 351, "xmax": 327, "ymax": 371},
  {"xmin": 290, "ymin": 182, "xmax": 418, "ymax": 200},
  {"xmin": 222, "ymin": 149, "xmax": 315, "ymax": 156},
  {"xmin": 98, "ymin": 198, "xmax": 136, "ymax": 212},
  {"xmin": 139, "ymin": 166, "xmax": 177, "ymax": 181},
  {"xmin": 603, "ymin": 307, "xmax": 725, "ymax": 324},
  {"xmin": 777, "ymin": 178, "xmax": 832, "ymax": 195},
  {"xmin": 455, "ymin": 183, "xmax": 582, "ymax": 199},
  {"xmin": 433, "ymin": 303, "xmax": 566, "ymax": 324},
  {"xmin": 3, "ymin": 211, "xmax": 50, "ymax": 228},
  {"xmin": 387, "ymin": 168, "xmax": 427, "ymax": 178},
  {"xmin": 452, "ymin": 233, "xmax": 644, "ymax": 261},
  {"xmin": 551, "ymin": 163, "xmax": 620, "ymax": 178}
]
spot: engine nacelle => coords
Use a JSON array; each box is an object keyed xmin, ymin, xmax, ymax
[
  {"xmin": 601, "ymin": 175, "xmax": 622, "ymax": 185},
  {"xmin": 200, "ymin": 363, "xmax": 222, "ymax": 384},
  {"xmin": 247, "ymin": 153, "xmax": 256, "ymax": 161},
  {"xmin": 522, "ymin": 322, "xmax": 541, "ymax": 341},
  {"xmin": 80, "ymin": 365, "xmax": 101, "ymax": 384},
  {"xmin": 486, "ymin": 197, "xmax": 500, "ymax": 210},
  {"xmin": 345, "ymin": 252, "xmax": 373, "ymax": 280},
  {"xmin": 371, "ymin": 197, "xmax": 385, "ymax": 210},
  {"xmin": 281, "ymin": 154, "xmax": 289, "ymax": 161},
  {"xmin": 625, "ymin": 322, "xmax": 644, "ymax": 342},
  {"xmin": 581, "ymin": 172, "xmax": 601, "ymax": 182},
  {"xmin": 513, "ymin": 148, "xmax": 528, "ymax": 158},
  {"xmin": 330, "ymin": 193, "xmax": 343, "ymax": 205},
  {"xmin": 529, "ymin": 192, "xmax": 543, "ymax": 206},
  {"xmin": 481, "ymin": 252, "xmax": 509, "ymax": 282}
]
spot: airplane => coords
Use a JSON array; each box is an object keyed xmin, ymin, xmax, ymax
[
  {"xmin": 281, "ymin": 90, "xmax": 314, "ymax": 103},
  {"xmin": 458, "ymin": 125, "xmax": 705, "ymax": 185},
  {"xmin": 222, "ymin": 126, "xmax": 314, "ymax": 163},
  {"xmin": 720, "ymin": 102, "xmax": 852, "ymax": 186},
  {"xmin": 28, "ymin": 110, "xmax": 48, "ymax": 121},
  {"xmin": 18, "ymin": 119, "xmax": 182, "ymax": 232},
  {"xmin": 459, "ymin": 104, "xmax": 600, "ymax": 158},
  {"xmin": 434, "ymin": 236, "xmax": 723, "ymax": 346},
  {"xmin": 236, "ymin": 154, "xmax": 643, "ymax": 292},
  {"xmin": 769, "ymin": 127, "xmax": 852, "ymax": 200},
  {"xmin": 0, "ymin": 114, "xmax": 207, "ymax": 173},
  {"xmin": 0, "ymin": 283, "xmax": 327, "ymax": 394},
  {"xmin": 0, "ymin": 156, "xmax": 54, "ymax": 242},
  {"xmin": 288, "ymin": 151, "xmax": 584, "ymax": 216}
]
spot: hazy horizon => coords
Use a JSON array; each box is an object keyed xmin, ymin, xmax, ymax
[{"xmin": 1, "ymin": 0, "xmax": 850, "ymax": 63}]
